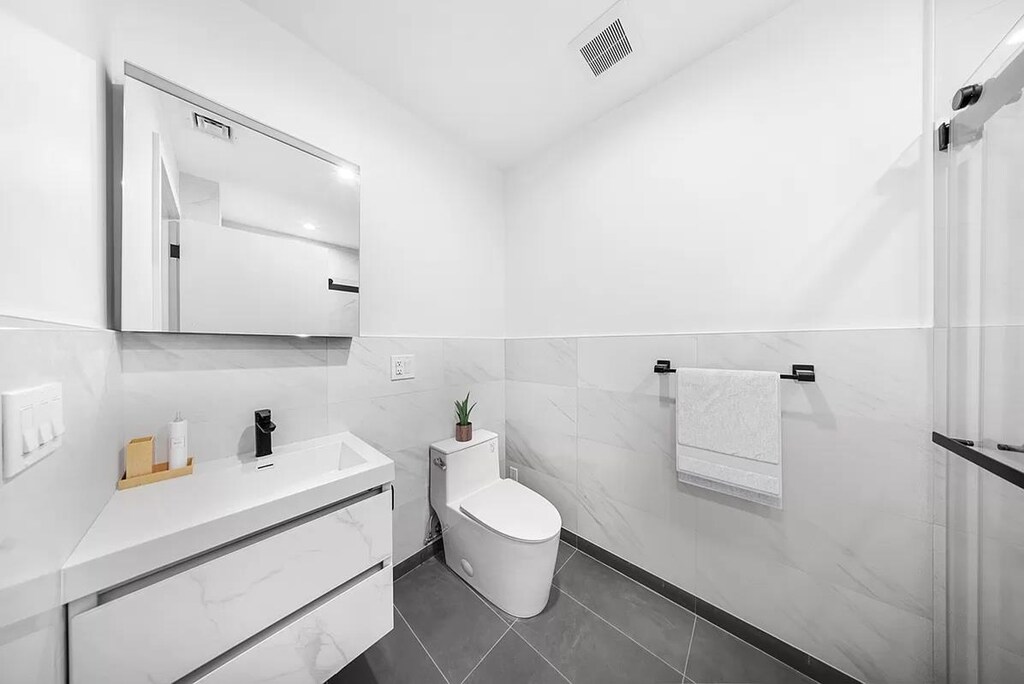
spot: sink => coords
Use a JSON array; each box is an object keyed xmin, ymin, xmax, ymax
[{"xmin": 62, "ymin": 432, "xmax": 394, "ymax": 604}]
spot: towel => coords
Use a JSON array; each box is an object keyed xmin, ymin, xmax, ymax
[{"xmin": 675, "ymin": 368, "xmax": 782, "ymax": 507}]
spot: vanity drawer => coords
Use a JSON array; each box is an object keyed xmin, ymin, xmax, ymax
[
  {"xmin": 70, "ymin": 491, "xmax": 392, "ymax": 684},
  {"xmin": 194, "ymin": 565, "xmax": 393, "ymax": 684}
]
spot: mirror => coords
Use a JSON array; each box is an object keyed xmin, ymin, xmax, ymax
[{"xmin": 118, "ymin": 64, "xmax": 359, "ymax": 336}]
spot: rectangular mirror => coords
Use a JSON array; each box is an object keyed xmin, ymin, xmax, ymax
[{"xmin": 117, "ymin": 63, "xmax": 359, "ymax": 336}]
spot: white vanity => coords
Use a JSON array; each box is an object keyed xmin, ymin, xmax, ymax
[{"xmin": 62, "ymin": 432, "xmax": 395, "ymax": 684}]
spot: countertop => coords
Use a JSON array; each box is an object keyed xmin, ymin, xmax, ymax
[{"xmin": 62, "ymin": 432, "xmax": 394, "ymax": 603}]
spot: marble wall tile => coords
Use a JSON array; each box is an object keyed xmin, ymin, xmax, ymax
[
  {"xmin": 505, "ymin": 380, "xmax": 577, "ymax": 511},
  {"xmin": 509, "ymin": 327, "xmax": 939, "ymax": 684},
  {"xmin": 694, "ymin": 491, "xmax": 933, "ymax": 620},
  {"xmin": 0, "ymin": 329, "xmax": 121, "ymax": 621},
  {"xmin": 979, "ymin": 324, "xmax": 1024, "ymax": 448},
  {"xmin": 443, "ymin": 339, "xmax": 504, "ymax": 385},
  {"xmin": 121, "ymin": 334, "xmax": 328, "ymax": 463},
  {"xmin": 578, "ymin": 335, "xmax": 697, "ymax": 395},
  {"xmin": 505, "ymin": 338, "xmax": 577, "ymax": 386},
  {"xmin": 327, "ymin": 337, "xmax": 444, "ymax": 403},
  {"xmin": 577, "ymin": 389, "xmax": 675, "ymax": 458},
  {"xmin": 505, "ymin": 381, "xmax": 576, "ymax": 434},
  {"xmin": 578, "ymin": 485, "xmax": 697, "ymax": 591},
  {"xmin": 514, "ymin": 464, "xmax": 579, "ymax": 533},
  {"xmin": 695, "ymin": 543, "xmax": 934, "ymax": 684},
  {"xmin": 577, "ymin": 438, "xmax": 675, "ymax": 517}
]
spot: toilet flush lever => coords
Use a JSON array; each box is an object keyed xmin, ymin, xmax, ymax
[{"xmin": 433, "ymin": 456, "xmax": 447, "ymax": 470}]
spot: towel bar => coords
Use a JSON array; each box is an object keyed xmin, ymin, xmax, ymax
[{"xmin": 653, "ymin": 361, "xmax": 815, "ymax": 382}]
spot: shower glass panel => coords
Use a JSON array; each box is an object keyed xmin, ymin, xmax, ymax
[{"xmin": 938, "ymin": 15, "xmax": 1024, "ymax": 684}]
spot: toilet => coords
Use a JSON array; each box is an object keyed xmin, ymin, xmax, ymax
[{"xmin": 429, "ymin": 430, "xmax": 561, "ymax": 618}]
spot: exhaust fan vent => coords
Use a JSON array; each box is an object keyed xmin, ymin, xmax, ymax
[
  {"xmin": 579, "ymin": 18, "xmax": 632, "ymax": 77},
  {"xmin": 193, "ymin": 112, "xmax": 232, "ymax": 141}
]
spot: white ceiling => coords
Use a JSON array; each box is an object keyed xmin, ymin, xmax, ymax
[{"xmin": 245, "ymin": 0, "xmax": 796, "ymax": 167}]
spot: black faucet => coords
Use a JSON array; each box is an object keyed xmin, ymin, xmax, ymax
[{"xmin": 254, "ymin": 409, "xmax": 276, "ymax": 457}]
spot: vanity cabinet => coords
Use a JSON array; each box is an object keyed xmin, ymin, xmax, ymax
[{"xmin": 69, "ymin": 489, "xmax": 392, "ymax": 684}]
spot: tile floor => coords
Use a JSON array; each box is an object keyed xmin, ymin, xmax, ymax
[{"xmin": 331, "ymin": 542, "xmax": 816, "ymax": 684}]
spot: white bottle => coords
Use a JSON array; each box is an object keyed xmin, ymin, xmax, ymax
[{"xmin": 168, "ymin": 412, "xmax": 189, "ymax": 469}]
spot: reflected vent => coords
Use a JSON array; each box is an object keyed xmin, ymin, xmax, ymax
[
  {"xmin": 580, "ymin": 18, "xmax": 632, "ymax": 77},
  {"xmin": 193, "ymin": 113, "xmax": 232, "ymax": 141}
]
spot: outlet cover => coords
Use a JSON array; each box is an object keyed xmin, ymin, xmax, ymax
[
  {"xmin": 509, "ymin": 466, "xmax": 519, "ymax": 482},
  {"xmin": 390, "ymin": 354, "xmax": 415, "ymax": 381}
]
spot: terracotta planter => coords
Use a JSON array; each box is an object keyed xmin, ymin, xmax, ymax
[{"xmin": 455, "ymin": 423, "xmax": 473, "ymax": 442}]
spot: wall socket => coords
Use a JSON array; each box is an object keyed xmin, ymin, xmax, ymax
[
  {"xmin": 509, "ymin": 466, "xmax": 519, "ymax": 482},
  {"xmin": 390, "ymin": 354, "xmax": 415, "ymax": 381}
]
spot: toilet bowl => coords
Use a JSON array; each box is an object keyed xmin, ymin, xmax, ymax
[{"xmin": 429, "ymin": 430, "xmax": 561, "ymax": 618}]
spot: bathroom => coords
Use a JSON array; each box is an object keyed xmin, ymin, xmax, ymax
[{"xmin": 0, "ymin": 0, "xmax": 1022, "ymax": 682}]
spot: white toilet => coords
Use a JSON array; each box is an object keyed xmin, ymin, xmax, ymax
[{"xmin": 429, "ymin": 430, "xmax": 561, "ymax": 618}]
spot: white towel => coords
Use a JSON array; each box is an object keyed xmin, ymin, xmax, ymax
[{"xmin": 675, "ymin": 368, "xmax": 782, "ymax": 507}]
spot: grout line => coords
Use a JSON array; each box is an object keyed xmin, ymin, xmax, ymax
[
  {"xmin": 510, "ymin": 625, "xmax": 573, "ymax": 684},
  {"xmin": 555, "ymin": 586, "xmax": 685, "ymax": 679},
  {"xmin": 682, "ymin": 612, "xmax": 697, "ymax": 679},
  {"xmin": 459, "ymin": 623, "xmax": 513, "ymax": 684},
  {"xmin": 394, "ymin": 605, "xmax": 452, "ymax": 684},
  {"xmin": 554, "ymin": 546, "xmax": 576, "ymax": 575}
]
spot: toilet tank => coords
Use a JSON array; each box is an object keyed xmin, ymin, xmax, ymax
[{"xmin": 430, "ymin": 430, "xmax": 499, "ymax": 506}]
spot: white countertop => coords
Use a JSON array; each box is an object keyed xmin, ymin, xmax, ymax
[{"xmin": 62, "ymin": 432, "xmax": 394, "ymax": 603}]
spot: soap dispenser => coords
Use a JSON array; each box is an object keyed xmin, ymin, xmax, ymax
[{"xmin": 168, "ymin": 412, "xmax": 189, "ymax": 469}]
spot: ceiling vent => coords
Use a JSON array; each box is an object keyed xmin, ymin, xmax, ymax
[
  {"xmin": 579, "ymin": 18, "xmax": 632, "ymax": 77},
  {"xmin": 193, "ymin": 112, "xmax": 232, "ymax": 141}
]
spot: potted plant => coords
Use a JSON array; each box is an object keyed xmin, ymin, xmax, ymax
[{"xmin": 454, "ymin": 392, "xmax": 477, "ymax": 442}]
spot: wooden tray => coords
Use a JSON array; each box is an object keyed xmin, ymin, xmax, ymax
[{"xmin": 117, "ymin": 458, "xmax": 194, "ymax": 490}]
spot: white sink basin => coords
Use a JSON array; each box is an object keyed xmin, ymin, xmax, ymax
[{"xmin": 62, "ymin": 432, "xmax": 394, "ymax": 603}]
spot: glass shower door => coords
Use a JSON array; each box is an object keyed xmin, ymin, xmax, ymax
[{"xmin": 937, "ymin": 17, "xmax": 1024, "ymax": 684}]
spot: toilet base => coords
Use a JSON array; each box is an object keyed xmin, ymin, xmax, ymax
[{"xmin": 441, "ymin": 513, "xmax": 559, "ymax": 618}]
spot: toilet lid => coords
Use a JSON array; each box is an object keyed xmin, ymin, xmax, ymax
[{"xmin": 459, "ymin": 479, "xmax": 562, "ymax": 543}]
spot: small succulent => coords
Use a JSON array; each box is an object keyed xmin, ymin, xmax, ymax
[{"xmin": 454, "ymin": 392, "xmax": 477, "ymax": 426}]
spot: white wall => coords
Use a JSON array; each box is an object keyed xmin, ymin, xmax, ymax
[
  {"xmin": 505, "ymin": 0, "xmax": 930, "ymax": 338},
  {"xmin": 0, "ymin": 0, "xmax": 506, "ymax": 338},
  {"xmin": 102, "ymin": 0, "xmax": 506, "ymax": 338},
  {"xmin": 0, "ymin": 11, "xmax": 106, "ymax": 329}
]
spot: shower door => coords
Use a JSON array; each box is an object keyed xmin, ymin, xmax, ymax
[{"xmin": 936, "ymin": 16, "xmax": 1024, "ymax": 684}]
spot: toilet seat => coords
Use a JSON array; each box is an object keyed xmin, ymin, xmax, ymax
[{"xmin": 459, "ymin": 479, "xmax": 561, "ymax": 543}]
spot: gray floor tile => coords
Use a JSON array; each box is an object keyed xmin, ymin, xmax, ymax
[
  {"xmin": 329, "ymin": 608, "xmax": 447, "ymax": 684},
  {"xmin": 554, "ymin": 551, "xmax": 695, "ymax": 672},
  {"xmin": 684, "ymin": 619, "xmax": 815, "ymax": 684},
  {"xmin": 513, "ymin": 586, "xmax": 683, "ymax": 684},
  {"xmin": 464, "ymin": 630, "xmax": 568, "ymax": 684},
  {"xmin": 394, "ymin": 558, "xmax": 509, "ymax": 683},
  {"xmin": 555, "ymin": 541, "xmax": 576, "ymax": 573}
]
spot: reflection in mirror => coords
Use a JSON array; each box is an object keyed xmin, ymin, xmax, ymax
[{"xmin": 118, "ymin": 64, "xmax": 359, "ymax": 336}]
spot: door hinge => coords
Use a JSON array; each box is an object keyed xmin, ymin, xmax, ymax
[{"xmin": 937, "ymin": 122, "xmax": 950, "ymax": 152}]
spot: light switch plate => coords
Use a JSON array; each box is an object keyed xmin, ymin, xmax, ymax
[
  {"xmin": 390, "ymin": 354, "xmax": 415, "ymax": 381},
  {"xmin": 2, "ymin": 382, "xmax": 64, "ymax": 480}
]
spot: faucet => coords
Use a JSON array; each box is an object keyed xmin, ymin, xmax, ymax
[{"xmin": 254, "ymin": 409, "xmax": 276, "ymax": 457}]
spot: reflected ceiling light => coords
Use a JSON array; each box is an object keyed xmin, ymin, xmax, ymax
[
  {"xmin": 1009, "ymin": 28, "xmax": 1024, "ymax": 45},
  {"xmin": 303, "ymin": 222, "xmax": 317, "ymax": 231},
  {"xmin": 335, "ymin": 166, "xmax": 359, "ymax": 183}
]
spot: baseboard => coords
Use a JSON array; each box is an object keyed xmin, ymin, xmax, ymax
[
  {"xmin": 559, "ymin": 529, "xmax": 862, "ymax": 684},
  {"xmin": 393, "ymin": 538, "xmax": 444, "ymax": 581}
]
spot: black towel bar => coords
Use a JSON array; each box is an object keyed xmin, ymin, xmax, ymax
[
  {"xmin": 653, "ymin": 361, "xmax": 815, "ymax": 383},
  {"xmin": 328, "ymin": 278, "xmax": 359, "ymax": 293}
]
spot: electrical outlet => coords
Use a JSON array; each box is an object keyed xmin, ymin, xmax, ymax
[
  {"xmin": 390, "ymin": 354, "xmax": 415, "ymax": 381},
  {"xmin": 509, "ymin": 466, "xmax": 519, "ymax": 482}
]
